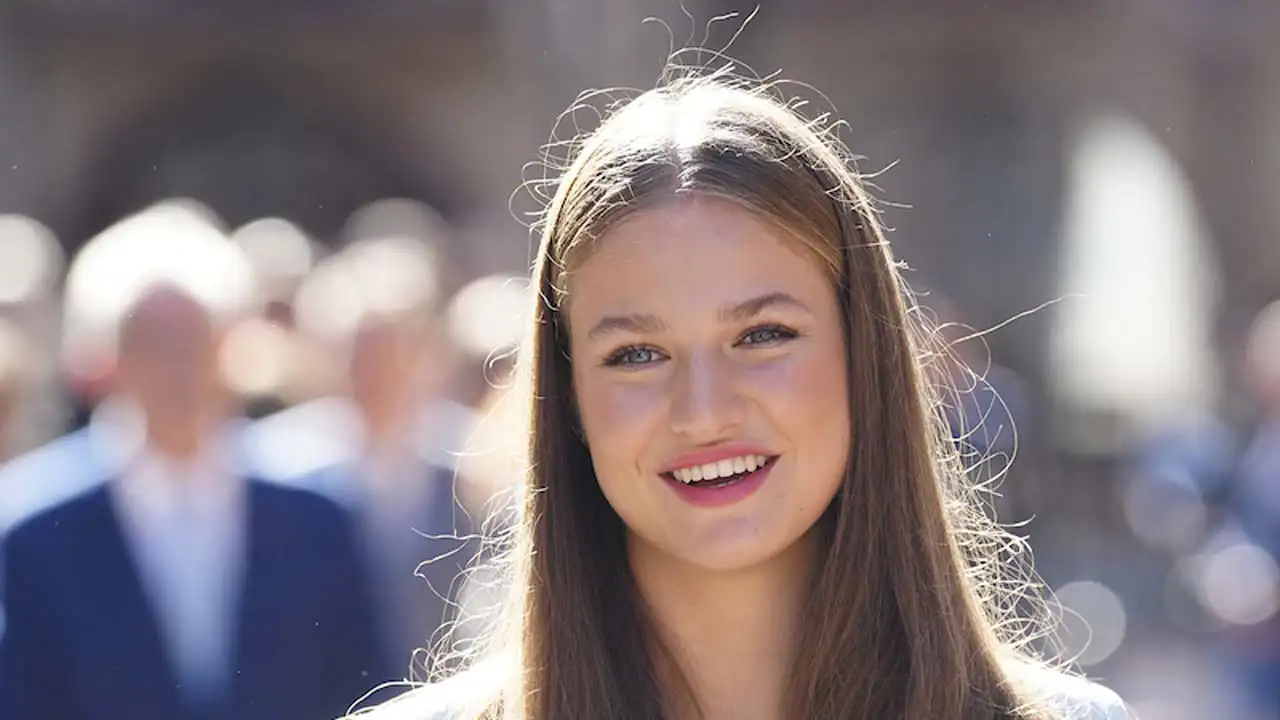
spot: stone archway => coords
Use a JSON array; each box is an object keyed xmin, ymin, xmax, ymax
[{"xmin": 74, "ymin": 66, "xmax": 457, "ymax": 252}]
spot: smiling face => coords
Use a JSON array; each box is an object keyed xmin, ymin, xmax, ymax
[{"xmin": 566, "ymin": 195, "xmax": 851, "ymax": 572}]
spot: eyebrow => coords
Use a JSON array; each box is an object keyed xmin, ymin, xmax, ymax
[
  {"xmin": 586, "ymin": 292, "xmax": 812, "ymax": 341},
  {"xmin": 586, "ymin": 312, "xmax": 669, "ymax": 341},
  {"xmin": 719, "ymin": 291, "xmax": 812, "ymax": 323}
]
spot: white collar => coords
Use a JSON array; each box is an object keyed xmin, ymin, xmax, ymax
[
  {"xmin": 94, "ymin": 397, "xmax": 245, "ymax": 524},
  {"xmin": 89, "ymin": 395, "xmax": 247, "ymax": 475},
  {"xmin": 86, "ymin": 395, "xmax": 147, "ymax": 473},
  {"xmin": 113, "ymin": 443, "xmax": 244, "ymax": 533},
  {"xmin": 120, "ymin": 438, "xmax": 241, "ymax": 515}
]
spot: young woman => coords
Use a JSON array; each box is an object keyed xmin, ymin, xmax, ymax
[{"xmin": 349, "ymin": 69, "xmax": 1134, "ymax": 720}]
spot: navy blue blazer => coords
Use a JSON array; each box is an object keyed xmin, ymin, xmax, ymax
[
  {"xmin": 300, "ymin": 459, "xmax": 481, "ymax": 683},
  {"xmin": 0, "ymin": 479, "xmax": 385, "ymax": 720},
  {"xmin": 243, "ymin": 397, "xmax": 487, "ymax": 684},
  {"xmin": 0, "ymin": 427, "xmax": 111, "ymax": 538}
]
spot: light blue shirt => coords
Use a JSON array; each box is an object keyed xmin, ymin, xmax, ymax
[{"xmin": 110, "ymin": 442, "xmax": 246, "ymax": 708}]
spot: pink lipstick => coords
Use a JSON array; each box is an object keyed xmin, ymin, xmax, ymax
[{"xmin": 660, "ymin": 444, "xmax": 778, "ymax": 508}]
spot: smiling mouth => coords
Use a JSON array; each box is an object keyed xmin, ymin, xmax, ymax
[{"xmin": 663, "ymin": 454, "xmax": 779, "ymax": 489}]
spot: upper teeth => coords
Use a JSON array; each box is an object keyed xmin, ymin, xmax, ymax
[{"xmin": 672, "ymin": 455, "xmax": 770, "ymax": 484}]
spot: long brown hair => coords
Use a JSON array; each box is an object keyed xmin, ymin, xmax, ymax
[{"xmin": 433, "ymin": 67, "xmax": 1064, "ymax": 720}]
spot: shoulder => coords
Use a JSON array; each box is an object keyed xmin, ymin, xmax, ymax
[
  {"xmin": 0, "ymin": 430, "xmax": 109, "ymax": 535},
  {"xmin": 347, "ymin": 686, "xmax": 455, "ymax": 720},
  {"xmin": 3, "ymin": 483, "xmax": 109, "ymax": 554},
  {"xmin": 247, "ymin": 476, "xmax": 348, "ymax": 518},
  {"xmin": 245, "ymin": 478, "xmax": 360, "ymax": 547},
  {"xmin": 238, "ymin": 397, "xmax": 361, "ymax": 480},
  {"xmin": 346, "ymin": 667, "xmax": 498, "ymax": 720},
  {"xmin": 1037, "ymin": 673, "xmax": 1133, "ymax": 720}
]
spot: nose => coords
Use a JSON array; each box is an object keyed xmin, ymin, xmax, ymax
[{"xmin": 668, "ymin": 351, "xmax": 746, "ymax": 441}]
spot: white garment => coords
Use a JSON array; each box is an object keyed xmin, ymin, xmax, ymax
[
  {"xmin": 352, "ymin": 665, "xmax": 1135, "ymax": 720},
  {"xmin": 110, "ymin": 442, "xmax": 246, "ymax": 707}
]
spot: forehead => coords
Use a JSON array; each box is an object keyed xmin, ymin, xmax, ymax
[
  {"xmin": 128, "ymin": 286, "xmax": 210, "ymax": 326},
  {"xmin": 566, "ymin": 196, "xmax": 829, "ymax": 316}
]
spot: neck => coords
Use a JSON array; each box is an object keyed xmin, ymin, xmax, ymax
[
  {"xmin": 143, "ymin": 407, "xmax": 223, "ymax": 462},
  {"xmin": 145, "ymin": 424, "xmax": 206, "ymax": 461},
  {"xmin": 630, "ymin": 529, "xmax": 819, "ymax": 720},
  {"xmin": 363, "ymin": 415, "xmax": 400, "ymax": 450},
  {"xmin": 357, "ymin": 390, "xmax": 419, "ymax": 448},
  {"xmin": 360, "ymin": 407, "xmax": 414, "ymax": 460}
]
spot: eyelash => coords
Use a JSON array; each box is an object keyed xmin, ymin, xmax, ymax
[
  {"xmin": 601, "ymin": 324, "xmax": 800, "ymax": 368},
  {"xmin": 740, "ymin": 324, "xmax": 798, "ymax": 346}
]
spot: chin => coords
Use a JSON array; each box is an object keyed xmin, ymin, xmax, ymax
[
  {"xmin": 661, "ymin": 522, "xmax": 808, "ymax": 574},
  {"xmin": 684, "ymin": 547, "xmax": 782, "ymax": 574}
]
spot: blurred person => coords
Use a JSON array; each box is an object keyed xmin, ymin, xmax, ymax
[
  {"xmin": 226, "ymin": 217, "xmax": 330, "ymax": 418},
  {"xmin": 0, "ymin": 214, "xmax": 65, "ymax": 309},
  {"xmin": 0, "ymin": 200, "xmax": 226, "ymax": 536},
  {"xmin": 1220, "ymin": 299, "xmax": 1280, "ymax": 714},
  {"xmin": 229, "ymin": 216, "xmax": 319, "ymax": 326},
  {"xmin": 1236, "ymin": 300, "xmax": 1280, "ymax": 547},
  {"xmin": 443, "ymin": 274, "xmax": 528, "ymax": 492},
  {"xmin": 0, "ymin": 202, "xmax": 382, "ymax": 720},
  {"xmin": 349, "ymin": 70, "xmax": 1130, "ymax": 719},
  {"xmin": 446, "ymin": 273, "xmax": 530, "ymax": 411},
  {"xmin": 444, "ymin": 275, "xmax": 530, "ymax": 649},
  {"xmin": 0, "ymin": 216, "xmax": 68, "ymax": 461},
  {"xmin": 64, "ymin": 198, "xmax": 230, "ymax": 430},
  {"xmin": 342, "ymin": 198, "xmax": 452, "ymax": 252},
  {"xmin": 220, "ymin": 312, "xmax": 329, "ymax": 419},
  {"xmin": 0, "ymin": 320, "xmax": 28, "ymax": 462},
  {"xmin": 245, "ymin": 232, "xmax": 485, "ymax": 688},
  {"xmin": 1121, "ymin": 410, "xmax": 1236, "ymax": 558}
]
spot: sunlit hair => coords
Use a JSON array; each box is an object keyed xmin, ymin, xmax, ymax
[
  {"xmin": 366, "ymin": 65, "xmax": 1074, "ymax": 720},
  {"xmin": 61, "ymin": 199, "xmax": 257, "ymax": 371}
]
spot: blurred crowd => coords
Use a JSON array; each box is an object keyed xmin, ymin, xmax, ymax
[
  {"xmin": 0, "ymin": 198, "xmax": 526, "ymax": 719},
  {"xmin": 1, "ymin": 193, "xmax": 1280, "ymax": 720}
]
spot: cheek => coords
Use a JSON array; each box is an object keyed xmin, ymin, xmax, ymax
[
  {"xmin": 751, "ymin": 339, "xmax": 850, "ymax": 458},
  {"xmin": 574, "ymin": 373, "xmax": 668, "ymax": 476}
]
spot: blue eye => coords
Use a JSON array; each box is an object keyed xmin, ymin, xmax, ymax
[
  {"xmin": 603, "ymin": 346, "xmax": 665, "ymax": 367},
  {"xmin": 739, "ymin": 324, "xmax": 798, "ymax": 346}
]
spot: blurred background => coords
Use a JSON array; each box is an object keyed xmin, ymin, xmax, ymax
[{"xmin": 1, "ymin": 2, "xmax": 1278, "ymax": 718}]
